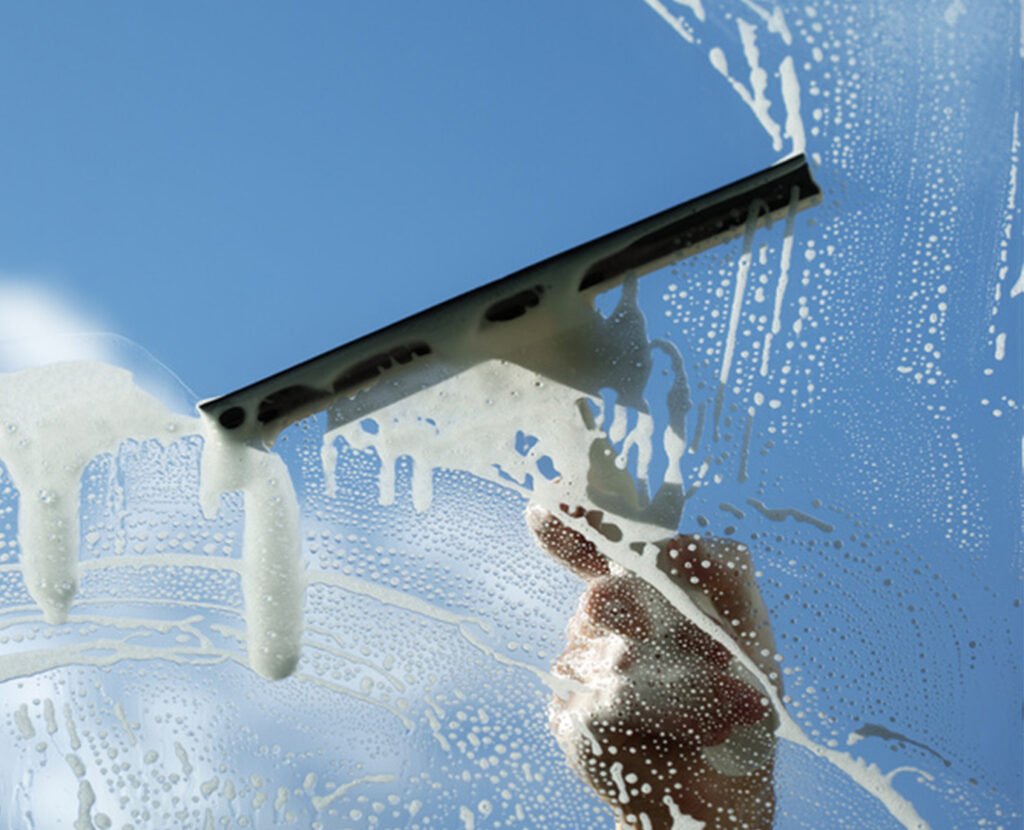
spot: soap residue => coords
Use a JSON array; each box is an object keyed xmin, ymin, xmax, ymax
[
  {"xmin": 0, "ymin": 364, "xmax": 193, "ymax": 624},
  {"xmin": 0, "ymin": 362, "xmax": 304, "ymax": 679},
  {"xmin": 644, "ymin": 1, "xmax": 807, "ymax": 157},
  {"xmin": 325, "ymin": 360, "xmax": 685, "ymax": 530},
  {"xmin": 324, "ymin": 278, "xmax": 691, "ymax": 532},
  {"xmin": 200, "ymin": 426, "xmax": 304, "ymax": 679},
  {"xmin": 320, "ymin": 292, "xmax": 929, "ymax": 828}
]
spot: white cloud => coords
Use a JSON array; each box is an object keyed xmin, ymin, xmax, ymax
[
  {"xmin": 0, "ymin": 281, "xmax": 111, "ymax": 370},
  {"xmin": 0, "ymin": 279, "xmax": 196, "ymax": 412}
]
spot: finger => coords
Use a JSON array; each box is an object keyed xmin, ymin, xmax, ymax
[
  {"xmin": 672, "ymin": 619, "xmax": 733, "ymax": 670},
  {"xmin": 660, "ymin": 536, "xmax": 756, "ymax": 602},
  {"xmin": 713, "ymin": 673, "xmax": 773, "ymax": 730},
  {"xmin": 620, "ymin": 671, "xmax": 770, "ymax": 751},
  {"xmin": 584, "ymin": 577, "xmax": 653, "ymax": 640},
  {"xmin": 526, "ymin": 504, "xmax": 610, "ymax": 579},
  {"xmin": 661, "ymin": 536, "xmax": 778, "ymax": 685}
]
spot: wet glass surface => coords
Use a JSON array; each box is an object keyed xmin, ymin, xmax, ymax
[{"xmin": 0, "ymin": 3, "xmax": 1020, "ymax": 829}]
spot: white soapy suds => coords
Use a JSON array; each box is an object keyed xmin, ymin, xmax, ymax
[
  {"xmin": 174, "ymin": 742, "xmax": 193, "ymax": 776},
  {"xmin": 760, "ymin": 190, "xmax": 799, "ymax": 376},
  {"xmin": 326, "ymin": 362, "xmax": 679, "ymax": 528},
  {"xmin": 327, "ymin": 354, "xmax": 932, "ymax": 828},
  {"xmin": 646, "ymin": 2, "xmax": 807, "ymax": 157},
  {"xmin": 991, "ymin": 112, "xmax": 1021, "ymax": 367},
  {"xmin": 311, "ymin": 773, "xmax": 397, "ymax": 812},
  {"xmin": 74, "ymin": 780, "xmax": 96, "ymax": 830},
  {"xmin": 995, "ymin": 332, "xmax": 1007, "ymax": 361},
  {"xmin": 200, "ymin": 426, "xmax": 305, "ymax": 679},
  {"xmin": 0, "ymin": 553, "xmax": 530, "ymax": 725},
  {"xmin": 63, "ymin": 703, "xmax": 81, "ymax": 750},
  {"xmin": 609, "ymin": 760, "xmax": 631, "ymax": 804},
  {"xmin": 459, "ymin": 805, "xmax": 475, "ymax": 830},
  {"xmin": 707, "ymin": 41, "xmax": 783, "ymax": 152},
  {"xmin": 0, "ymin": 160, "xmax": 936, "ymax": 830},
  {"xmin": 425, "ymin": 707, "xmax": 451, "ymax": 751},
  {"xmin": 14, "ymin": 703, "xmax": 35, "ymax": 738},
  {"xmin": 566, "ymin": 510, "xmax": 931, "ymax": 830},
  {"xmin": 0, "ymin": 632, "xmax": 226, "ymax": 684},
  {"xmin": 304, "ymin": 623, "xmax": 406, "ymax": 691},
  {"xmin": 886, "ymin": 766, "xmax": 935, "ymax": 785},
  {"xmin": 0, "ymin": 362, "xmax": 305, "ymax": 679},
  {"xmin": 608, "ymin": 402, "xmax": 631, "ymax": 445},
  {"xmin": 738, "ymin": 408, "xmax": 754, "ymax": 482},
  {"xmin": 670, "ymin": 0, "xmax": 705, "ymax": 21},
  {"xmin": 65, "ymin": 753, "xmax": 86, "ymax": 779},
  {"xmin": 113, "ymin": 702, "xmax": 137, "ymax": 745},
  {"xmin": 719, "ymin": 209, "xmax": 761, "ymax": 388},
  {"xmin": 576, "ymin": 716, "xmax": 603, "ymax": 757},
  {"xmin": 736, "ymin": 19, "xmax": 782, "ymax": 151},
  {"xmin": 997, "ymin": 119, "xmax": 1018, "ymax": 287},
  {"xmin": 0, "ymin": 364, "xmax": 192, "ymax": 623},
  {"xmin": 310, "ymin": 568, "xmax": 486, "ymax": 632},
  {"xmin": 708, "ymin": 46, "xmax": 728, "ymax": 76},
  {"xmin": 779, "ymin": 56, "xmax": 806, "ymax": 155},
  {"xmin": 739, "ymin": 0, "xmax": 791, "ymax": 44},
  {"xmin": 643, "ymin": 0, "xmax": 699, "ymax": 44},
  {"xmin": 663, "ymin": 794, "xmax": 706, "ymax": 829},
  {"xmin": 43, "ymin": 698, "xmax": 57, "ymax": 735}
]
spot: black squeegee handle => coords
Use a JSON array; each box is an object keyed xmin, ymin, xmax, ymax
[{"xmin": 200, "ymin": 155, "xmax": 820, "ymax": 440}]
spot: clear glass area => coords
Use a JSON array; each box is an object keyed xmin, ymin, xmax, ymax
[{"xmin": 0, "ymin": 3, "xmax": 1020, "ymax": 829}]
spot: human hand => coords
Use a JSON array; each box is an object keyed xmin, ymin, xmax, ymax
[{"xmin": 527, "ymin": 504, "xmax": 781, "ymax": 830}]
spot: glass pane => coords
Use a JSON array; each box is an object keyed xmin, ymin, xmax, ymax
[{"xmin": 0, "ymin": 3, "xmax": 1019, "ymax": 830}]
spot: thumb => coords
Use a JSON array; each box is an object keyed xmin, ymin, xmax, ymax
[{"xmin": 526, "ymin": 504, "xmax": 610, "ymax": 579}]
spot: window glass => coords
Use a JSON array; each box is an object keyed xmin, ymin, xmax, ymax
[{"xmin": 0, "ymin": 3, "xmax": 1019, "ymax": 829}]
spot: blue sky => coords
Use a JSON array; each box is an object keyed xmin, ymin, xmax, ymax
[{"xmin": 0, "ymin": 3, "xmax": 773, "ymax": 399}]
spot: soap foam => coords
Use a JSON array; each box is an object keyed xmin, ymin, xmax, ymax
[
  {"xmin": 0, "ymin": 364, "xmax": 193, "ymax": 623},
  {"xmin": 0, "ymin": 307, "xmax": 928, "ymax": 823},
  {"xmin": 0, "ymin": 362, "xmax": 304, "ymax": 679},
  {"xmin": 200, "ymin": 425, "xmax": 305, "ymax": 679},
  {"xmin": 320, "ymin": 283, "xmax": 930, "ymax": 828}
]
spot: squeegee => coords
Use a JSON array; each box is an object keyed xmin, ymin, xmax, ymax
[{"xmin": 200, "ymin": 155, "xmax": 820, "ymax": 442}]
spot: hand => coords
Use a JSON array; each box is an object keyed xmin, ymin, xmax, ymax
[{"xmin": 527, "ymin": 504, "xmax": 781, "ymax": 830}]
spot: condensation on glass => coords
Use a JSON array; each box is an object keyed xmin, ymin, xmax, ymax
[{"xmin": 0, "ymin": 3, "xmax": 1019, "ymax": 829}]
